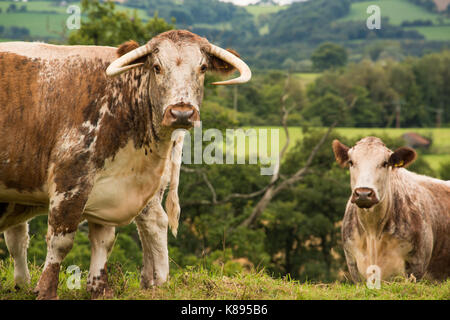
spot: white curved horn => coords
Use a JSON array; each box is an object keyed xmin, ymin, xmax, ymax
[
  {"xmin": 106, "ymin": 44, "xmax": 151, "ymax": 77},
  {"xmin": 208, "ymin": 44, "xmax": 252, "ymax": 85}
]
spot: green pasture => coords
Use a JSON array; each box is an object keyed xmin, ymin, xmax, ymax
[
  {"xmin": 341, "ymin": 0, "xmax": 450, "ymax": 25},
  {"xmin": 244, "ymin": 4, "xmax": 288, "ymax": 18},
  {"xmin": 0, "ymin": 1, "xmax": 149, "ymax": 40},
  {"xmin": 339, "ymin": 0, "xmax": 450, "ymax": 41},
  {"xmin": 226, "ymin": 127, "xmax": 450, "ymax": 173}
]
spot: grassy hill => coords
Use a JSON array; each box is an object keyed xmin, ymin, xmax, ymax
[
  {"xmin": 1, "ymin": 0, "xmax": 449, "ymax": 42},
  {"xmin": 0, "ymin": 260, "xmax": 448, "ymax": 299},
  {"xmin": 339, "ymin": 0, "xmax": 450, "ymax": 41},
  {"xmin": 0, "ymin": 1, "xmax": 149, "ymax": 40}
]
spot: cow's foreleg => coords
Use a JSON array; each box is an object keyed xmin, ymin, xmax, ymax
[
  {"xmin": 34, "ymin": 187, "xmax": 87, "ymax": 300},
  {"xmin": 4, "ymin": 221, "xmax": 30, "ymax": 287},
  {"xmin": 135, "ymin": 198, "xmax": 169, "ymax": 288},
  {"xmin": 87, "ymin": 222, "xmax": 115, "ymax": 299}
]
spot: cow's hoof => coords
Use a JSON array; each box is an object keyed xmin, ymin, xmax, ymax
[
  {"xmin": 33, "ymin": 286, "xmax": 58, "ymax": 300},
  {"xmin": 140, "ymin": 275, "xmax": 154, "ymax": 289},
  {"xmin": 90, "ymin": 287, "xmax": 114, "ymax": 300},
  {"xmin": 35, "ymin": 291, "xmax": 59, "ymax": 300}
]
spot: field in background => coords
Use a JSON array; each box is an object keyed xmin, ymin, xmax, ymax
[
  {"xmin": 234, "ymin": 127, "xmax": 450, "ymax": 174},
  {"xmin": 0, "ymin": 1, "xmax": 149, "ymax": 39},
  {"xmin": 0, "ymin": 260, "xmax": 448, "ymax": 300},
  {"xmin": 339, "ymin": 0, "xmax": 450, "ymax": 41},
  {"xmin": 1, "ymin": 0, "xmax": 450, "ymax": 41}
]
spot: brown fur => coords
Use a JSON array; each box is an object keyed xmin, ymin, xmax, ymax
[
  {"xmin": 389, "ymin": 147, "xmax": 417, "ymax": 168},
  {"xmin": 88, "ymin": 264, "xmax": 113, "ymax": 299},
  {"xmin": 34, "ymin": 263, "xmax": 60, "ymax": 300},
  {"xmin": 209, "ymin": 48, "xmax": 239, "ymax": 74},
  {"xmin": 117, "ymin": 40, "xmax": 147, "ymax": 64},
  {"xmin": 332, "ymin": 139, "xmax": 349, "ymax": 167}
]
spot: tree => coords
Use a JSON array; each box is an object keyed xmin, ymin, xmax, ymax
[
  {"xmin": 68, "ymin": 0, "xmax": 174, "ymax": 46},
  {"xmin": 311, "ymin": 43, "xmax": 348, "ymax": 71}
]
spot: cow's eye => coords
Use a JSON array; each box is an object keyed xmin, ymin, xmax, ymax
[
  {"xmin": 382, "ymin": 161, "xmax": 389, "ymax": 168},
  {"xmin": 200, "ymin": 64, "xmax": 208, "ymax": 73},
  {"xmin": 153, "ymin": 64, "xmax": 161, "ymax": 74},
  {"xmin": 348, "ymin": 160, "xmax": 354, "ymax": 167}
]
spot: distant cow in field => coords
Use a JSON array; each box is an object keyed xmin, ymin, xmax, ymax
[
  {"xmin": 332, "ymin": 137, "xmax": 449, "ymax": 282},
  {"xmin": 0, "ymin": 29, "xmax": 251, "ymax": 299}
]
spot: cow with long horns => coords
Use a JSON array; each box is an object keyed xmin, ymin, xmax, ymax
[{"xmin": 0, "ymin": 30, "xmax": 251, "ymax": 299}]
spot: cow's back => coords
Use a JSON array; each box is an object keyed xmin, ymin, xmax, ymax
[
  {"xmin": 415, "ymin": 175, "xmax": 450, "ymax": 279},
  {"xmin": 0, "ymin": 42, "xmax": 117, "ymax": 198}
]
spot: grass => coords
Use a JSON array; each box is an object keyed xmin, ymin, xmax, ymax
[
  {"xmin": 293, "ymin": 73, "xmax": 321, "ymax": 87},
  {"xmin": 0, "ymin": 260, "xmax": 448, "ymax": 300},
  {"xmin": 405, "ymin": 25, "xmax": 450, "ymax": 41},
  {"xmin": 244, "ymin": 4, "xmax": 288, "ymax": 35},
  {"xmin": 244, "ymin": 4, "xmax": 288, "ymax": 18}
]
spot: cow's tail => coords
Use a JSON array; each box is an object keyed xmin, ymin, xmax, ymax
[{"xmin": 165, "ymin": 131, "xmax": 184, "ymax": 238}]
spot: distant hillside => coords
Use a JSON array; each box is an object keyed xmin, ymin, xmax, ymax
[
  {"xmin": 1, "ymin": 0, "xmax": 449, "ymax": 70},
  {"xmin": 340, "ymin": 0, "xmax": 450, "ymax": 41}
]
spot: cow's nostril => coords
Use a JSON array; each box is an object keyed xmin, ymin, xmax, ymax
[{"xmin": 354, "ymin": 188, "xmax": 374, "ymax": 198}]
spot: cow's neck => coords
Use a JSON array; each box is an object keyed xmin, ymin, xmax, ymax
[
  {"xmin": 355, "ymin": 169, "xmax": 413, "ymax": 238},
  {"xmin": 355, "ymin": 176, "xmax": 395, "ymax": 238}
]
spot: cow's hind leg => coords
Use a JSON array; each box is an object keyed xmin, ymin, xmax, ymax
[
  {"xmin": 87, "ymin": 222, "xmax": 115, "ymax": 299},
  {"xmin": 4, "ymin": 222, "xmax": 31, "ymax": 288},
  {"xmin": 135, "ymin": 198, "xmax": 169, "ymax": 288}
]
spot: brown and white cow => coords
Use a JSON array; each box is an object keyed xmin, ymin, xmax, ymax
[
  {"xmin": 333, "ymin": 137, "xmax": 449, "ymax": 282},
  {"xmin": 0, "ymin": 30, "xmax": 251, "ymax": 299}
]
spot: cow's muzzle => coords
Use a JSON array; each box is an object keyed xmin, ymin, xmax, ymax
[
  {"xmin": 351, "ymin": 187, "xmax": 379, "ymax": 209},
  {"xmin": 162, "ymin": 103, "xmax": 200, "ymax": 128}
]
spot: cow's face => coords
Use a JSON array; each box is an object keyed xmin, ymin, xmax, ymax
[
  {"xmin": 108, "ymin": 30, "xmax": 250, "ymax": 137},
  {"xmin": 332, "ymin": 137, "xmax": 416, "ymax": 209},
  {"xmin": 147, "ymin": 39, "xmax": 206, "ymax": 130}
]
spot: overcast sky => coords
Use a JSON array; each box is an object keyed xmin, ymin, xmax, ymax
[{"xmin": 219, "ymin": 0, "xmax": 308, "ymax": 6}]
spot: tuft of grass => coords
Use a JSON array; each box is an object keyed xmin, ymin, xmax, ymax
[{"xmin": 0, "ymin": 261, "xmax": 448, "ymax": 300}]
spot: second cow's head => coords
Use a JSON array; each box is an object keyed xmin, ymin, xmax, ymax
[
  {"xmin": 106, "ymin": 30, "xmax": 251, "ymax": 132},
  {"xmin": 332, "ymin": 137, "xmax": 417, "ymax": 209}
]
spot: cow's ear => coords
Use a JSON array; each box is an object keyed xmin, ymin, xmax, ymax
[
  {"xmin": 332, "ymin": 139, "xmax": 350, "ymax": 168},
  {"xmin": 208, "ymin": 48, "xmax": 239, "ymax": 75},
  {"xmin": 117, "ymin": 40, "xmax": 147, "ymax": 63},
  {"xmin": 389, "ymin": 147, "xmax": 417, "ymax": 168}
]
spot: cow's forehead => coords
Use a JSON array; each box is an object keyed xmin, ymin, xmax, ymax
[
  {"xmin": 349, "ymin": 137, "xmax": 392, "ymax": 161},
  {"xmin": 153, "ymin": 40, "xmax": 203, "ymax": 64}
]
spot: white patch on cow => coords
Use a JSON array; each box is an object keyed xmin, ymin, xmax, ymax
[
  {"xmin": 0, "ymin": 42, "xmax": 117, "ymax": 61},
  {"xmin": 135, "ymin": 200, "xmax": 169, "ymax": 287},
  {"xmin": 87, "ymin": 223, "xmax": 115, "ymax": 291},
  {"xmin": 59, "ymin": 128, "xmax": 85, "ymax": 155},
  {"xmin": 82, "ymin": 120, "xmax": 96, "ymax": 133},
  {"xmin": 83, "ymin": 139, "xmax": 173, "ymax": 226},
  {"xmin": 44, "ymin": 231, "xmax": 76, "ymax": 268}
]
